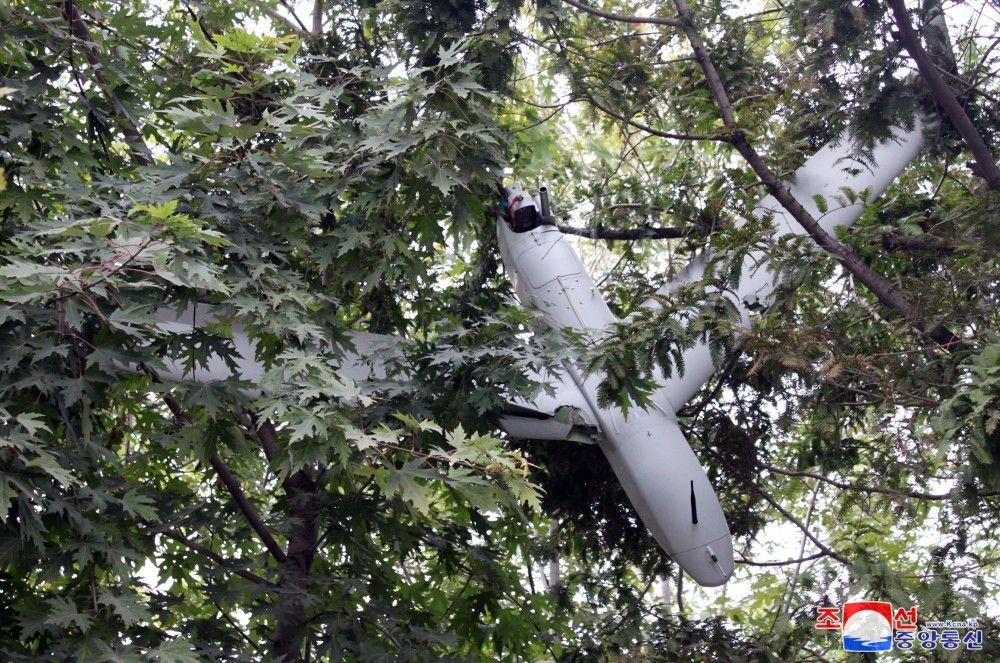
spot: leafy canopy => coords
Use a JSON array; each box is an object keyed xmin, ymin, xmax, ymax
[{"xmin": 2, "ymin": 0, "xmax": 1000, "ymax": 661}]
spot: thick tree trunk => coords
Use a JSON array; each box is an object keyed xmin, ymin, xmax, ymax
[
  {"xmin": 272, "ymin": 469, "xmax": 319, "ymax": 662},
  {"xmin": 249, "ymin": 419, "xmax": 321, "ymax": 661}
]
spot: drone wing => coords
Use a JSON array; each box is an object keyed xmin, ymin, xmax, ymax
[
  {"xmin": 151, "ymin": 305, "xmax": 404, "ymax": 387},
  {"xmin": 633, "ymin": 122, "xmax": 929, "ymax": 413},
  {"xmin": 152, "ymin": 305, "xmax": 600, "ymax": 441},
  {"xmin": 499, "ymin": 365, "xmax": 601, "ymax": 442}
]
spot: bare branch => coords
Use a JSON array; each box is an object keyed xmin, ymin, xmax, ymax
[
  {"xmin": 669, "ymin": 0, "xmax": 737, "ymax": 125},
  {"xmin": 312, "ymin": 0, "xmax": 323, "ymax": 34},
  {"xmin": 888, "ymin": 0, "xmax": 1000, "ymax": 189},
  {"xmin": 669, "ymin": 0, "xmax": 965, "ymax": 353},
  {"xmin": 558, "ymin": 223, "xmax": 685, "ymax": 240},
  {"xmin": 762, "ymin": 463, "xmax": 1000, "ymax": 500},
  {"xmin": 779, "ymin": 480, "xmax": 821, "ymax": 620},
  {"xmin": 736, "ymin": 551, "xmax": 828, "ymax": 567},
  {"xmin": 158, "ymin": 391, "xmax": 288, "ymax": 565},
  {"xmin": 208, "ymin": 453, "xmax": 289, "ymax": 564},
  {"xmin": 743, "ymin": 476, "xmax": 852, "ymax": 567},
  {"xmin": 906, "ymin": 558, "xmax": 1000, "ymax": 578},
  {"xmin": 693, "ymin": 439, "xmax": 853, "ymax": 567},
  {"xmin": 160, "ymin": 528, "xmax": 273, "ymax": 586},
  {"xmin": 263, "ymin": 7, "xmax": 307, "ymax": 34},
  {"xmin": 584, "ymin": 93, "xmax": 728, "ymax": 142},
  {"xmin": 278, "ymin": 0, "xmax": 310, "ymax": 33},
  {"xmin": 561, "ymin": 0, "xmax": 683, "ymax": 28}
]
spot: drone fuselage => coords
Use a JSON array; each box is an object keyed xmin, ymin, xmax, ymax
[
  {"xmin": 496, "ymin": 218, "xmax": 734, "ymax": 586},
  {"xmin": 495, "ymin": 121, "xmax": 927, "ymax": 586}
]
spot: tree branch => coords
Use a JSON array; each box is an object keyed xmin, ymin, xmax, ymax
[
  {"xmin": 741, "ymin": 474, "xmax": 852, "ymax": 567},
  {"xmin": 60, "ymin": 0, "xmax": 152, "ymax": 166},
  {"xmin": 167, "ymin": 391, "xmax": 318, "ymax": 660},
  {"xmin": 584, "ymin": 93, "xmax": 728, "ymax": 142},
  {"xmin": 561, "ymin": 0, "xmax": 683, "ymax": 28},
  {"xmin": 159, "ymin": 392, "xmax": 288, "ymax": 565},
  {"xmin": 736, "ymin": 551, "xmax": 828, "ymax": 567},
  {"xmin": 250, "ymin": 417, "xmax": 320, "ymax": 662},
  {"xmin": 558, "ymin": 223, "xmax": 686, "ymax": 240},
  {"xmin": 279, "ymin": 0, "xmax": 310, "ymax": 33},
  {"xmin": 207, "ymin": 453, "xmax": 289, "ymax": 564},
  {"xmin": 881, "ymin": 232, "xmax": 955, "ymax": 254},
  {"xmin": 271, "ymin": 465, "xmax": 319, "ymax": 662},
  {"xmin": 669, "ymin": 0, "xmax": 964, "ymax": 353},
  {"xmin": 263, "ymin": 7, "xmax": 308, "ymax": 34},
  {"xmin": 312, "ymin": 0, "xmax": 323, "ymax": 34},
  {"xmin": 669, "ymin": 0, "xmax": 737, "ymax": 125},
  {"xmin": 159, "ymin": 528, "xmax": 272, "ymax": 586},
  {"xmin": 762, "ymin": 463, "xmax": 1000, "ymax": 500},
  {"xmin": 888, "ymin": 0, "xmax": 1000, "ymax": 190},
  {"xmin": 693, "ymin": 438, "xmax": 853, "ymax": 567},
  {"xmin": 778, "ymin": 480, "xmax": 821, "ymax": 621}
]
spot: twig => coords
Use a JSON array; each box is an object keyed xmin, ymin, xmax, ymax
[
  {"xmin": 761, "ymin": 463, "xmax": 1000, "ymax": 500},
  {"xmin": 906, "ymin": 558, "xmax": 1000, "ymax": 578},
  {"xmin": 585, "ymin": 93, "xmax": 727, "ymax": 143},
  {"xmin": 561, "ymin": 0, "xmax": 683, "ymax": 28},
  {"xmin": 736, "ymin": 551, "xmax": 828, "ymax": 567},
  {"xmin": 776, "ymin": 480, "xmax": 821, "ymax": 627},
  {"xmin": 160, "ymin": 528, "xmax": 272, "ymax": 585},
  {"xmin": 558, "ymin": 223, "xmax": 685, "ymax": 240},
  {"xmin": 595, "ymin": 241, "xmax": 634, "ymax": 287},
  {"xmin": 695, "ymin": 439, "xmax": 853, "ymax": 567},
  {"xmin": 212, "ymin": 598, "xmax": 261, "ymax": 651}
]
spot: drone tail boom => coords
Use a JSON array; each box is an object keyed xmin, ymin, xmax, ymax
[{"xmin": 646, "ymin": 122, "xmax": 929, "ymax": 411}]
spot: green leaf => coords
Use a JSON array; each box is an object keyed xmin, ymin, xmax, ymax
[
  {"xmin": 99, "ymin": 590, "xmax": 153, "ymax": 627},
  {"xmin": 0, "ymin": 476, "xmax": 16, "ymax": 522},
  {"xmin": 15, "ymin": 412, "xmax": 50, "ymax": 437},
  {"xmin": 153, "ymin": 639, "xmax": 202, "ymax": 663},
  {"xmin": 812, "ymin": 193, "xmax": 828, "ymax": 214},
  {"xmin": 430, "ymin": 168, "xmax": 455, "ymax": 196},
  {"xmin": 109, "ymin": 305, "xmax": 152, "ymax": 337},
  {"xmin": 132, "ymin": 199, "xmax": 179, "ymax": 221},
  {"xmin": 27, "ymin": 453, "xmax": 76, "ymax": 487},
  {"xmin": 88, "ymin": 219, "xmax": 118, "ymax": 237},
  {"xmin": 386, "ymin": 463, "xmax": 435, "ymax": 515},
  {"xmin": 120, "ymin": 489, "xmax": 160, "ymax": 522},
  {"xmin": 45, "ymin": 597, "xmax": 92, "ymax": 632}
]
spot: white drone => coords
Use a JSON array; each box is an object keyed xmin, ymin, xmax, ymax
[{"xmin": 154, "ymin": 120, "xmax": 926, "ymax": 587}]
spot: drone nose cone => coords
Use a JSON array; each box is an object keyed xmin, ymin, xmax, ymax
[{"xmin": 672, "ymin": 534, "xmax": 734, "ymax": 587}]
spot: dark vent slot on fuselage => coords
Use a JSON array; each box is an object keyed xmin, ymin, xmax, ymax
[{"xmin": 689, "ymin": 480, "xmax": 698, "ymax": 524}]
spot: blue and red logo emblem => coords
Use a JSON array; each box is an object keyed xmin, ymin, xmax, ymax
[
  {"xmin": 816, "ymin": 601, "xmax": 918, "ymax": 652},
  {"xmin": 841, "ymin": 601, "xmax": 894, "ymax": 651}
]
